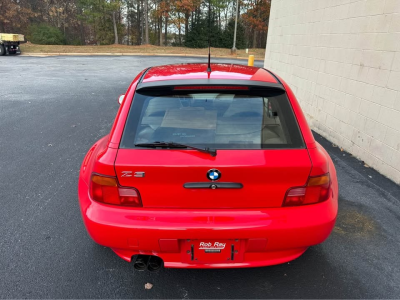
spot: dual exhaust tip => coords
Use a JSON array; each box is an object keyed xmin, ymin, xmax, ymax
[{"xmin": 133, "ymin": 255, "xmax": 163, "ymax": 272}]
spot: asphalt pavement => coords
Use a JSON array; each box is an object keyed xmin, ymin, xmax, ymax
[{"xmin": 0, "ymin": 55, "xmax": 399, "ymax": 299}]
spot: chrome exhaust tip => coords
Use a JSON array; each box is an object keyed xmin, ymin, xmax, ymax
[
  {"xmin": 147, "ymin": 256, "xmax": 163, "ymax": 272},
  {"xmin": 133, "ymin": 255, "xmax": 150, "ymax": 271}
]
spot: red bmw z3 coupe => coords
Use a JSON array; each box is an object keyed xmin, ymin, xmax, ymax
[{"xmin": 78, "ymin": 63, "xmax": 338, "ymax": 271}]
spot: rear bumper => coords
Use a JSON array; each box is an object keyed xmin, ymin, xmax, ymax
[{"xmin": 78, "ymin": 178, "xmax": 337, "ymax": 268}]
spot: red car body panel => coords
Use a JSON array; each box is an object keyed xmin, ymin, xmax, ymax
[
  {"xmin": 78, "ymin": 174, "xmax": 337, "ymax": 267},
  {"xmin": 142, "ymin": 64, "xmax": 278, "ymax": 83},
  {"xmin": 78, "ymin": 63, "xmax": 338, "ymax": 268},
  {"xmin": 115, "ymin": 149, "xmax": 312, "ymax": 209}
]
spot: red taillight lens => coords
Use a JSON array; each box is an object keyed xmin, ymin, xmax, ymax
[
  {"xmin": 119, "ymin": 188, "xmax": 141, "ymax": 206},
  {"xmin": 283, "ymin": 174, "xmax": 331, "ymax": 207},
  {"xmin": 174, "ymin": 86, "xmax": 249, "ymax": 90},
  {"xmin": 90, "ymin": 174, "xmax": 142, "ymax": 207}
]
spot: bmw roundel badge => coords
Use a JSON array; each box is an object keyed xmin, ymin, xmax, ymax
[{"xmin": 207, "ymin": 169, "xmax": 221, "ymax": 181}]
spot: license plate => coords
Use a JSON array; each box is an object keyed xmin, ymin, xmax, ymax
[{"xmin": 181, "ymin": 239, "xmax": 243, "ymax": 264}]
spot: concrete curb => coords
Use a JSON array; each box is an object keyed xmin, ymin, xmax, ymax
[{"xmin": 20, "ymin": 52, "xmax": 264, "ymax": 61}]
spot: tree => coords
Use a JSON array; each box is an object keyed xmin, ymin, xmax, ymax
[
  {"xmin": 28, "ymin": 24, "xmax": 66, "ymax": 44},
  {"xmin": 184, "ymin": 6, "xmax": 222, "ymax": 49},
  {"xmin": 144, "ymin": 0, "xmax": 149, "ymax": 44},
  {"xmin": 158, "ymin": 0, "xmax": 171, "ymax": 46},
  {"xmin": 0, "ymin": 0, "xmax": 271, "ymax": 48},
  {"xmin": 222, "ymin": 18, "xmax": 245, "ymax": 49},
  {"xmin": 0, "ymin": 0, "xmax": 35, "ymax": 33},
  {"xmin": 242, "ymin": 0, "xmax": 271, "ymax": 48},
  {"xmin": 175, "ymin": 0, "xmax": 201, "ymax": 39},
  {"xmin": 78, "ymin": 0, "xmax": 122, "ymax": 45}
]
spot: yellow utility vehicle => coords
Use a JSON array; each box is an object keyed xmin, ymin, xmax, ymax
[{"xmin": 0, "ymin": 33, "xmax": 24, "ymax": 55}]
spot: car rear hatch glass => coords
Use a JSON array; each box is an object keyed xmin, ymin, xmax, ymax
[{"xmin": 115, "ymin": 85, "xmax": 311, "ymax": 208}]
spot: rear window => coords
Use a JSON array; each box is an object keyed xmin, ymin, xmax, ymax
[{"xmin": 120, "ymin": 89, "xmax": 304, "ymax": 149}]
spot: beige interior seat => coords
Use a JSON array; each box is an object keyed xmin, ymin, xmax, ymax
[{"xmin": 222, "ymin": 95, "xmax": 263, "ymax": 118}]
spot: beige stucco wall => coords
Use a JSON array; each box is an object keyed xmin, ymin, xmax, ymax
[{"xmin": 265, "ymin": 0, "xmax": 400, "ymax": 184}]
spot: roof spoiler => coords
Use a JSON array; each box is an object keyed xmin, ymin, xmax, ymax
[{"xmin": 136, "ymin": 79, "xmax": 285, "ymax": 92}]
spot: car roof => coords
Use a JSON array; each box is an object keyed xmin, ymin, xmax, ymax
[{"xmin": 142, "ymin": 63, "xmax": 278, "ymax": 84}]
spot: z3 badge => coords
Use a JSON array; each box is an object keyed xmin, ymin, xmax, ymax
[
  {"xmin": 121, "ymin": 171, "xmax": 145, "ymax": 177},
  {"xmin": 121, "ymin": 171, "xmax": 132, "ymax": 177}
]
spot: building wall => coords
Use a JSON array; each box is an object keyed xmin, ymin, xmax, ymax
[{"xmin": 265, "ymin": 0, "xmax": 400, "ymax": 184}]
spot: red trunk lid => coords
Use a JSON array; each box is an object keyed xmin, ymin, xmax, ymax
[{"xmin": 115, "ymin": 149, "xmax": 311, "ymax": 209}]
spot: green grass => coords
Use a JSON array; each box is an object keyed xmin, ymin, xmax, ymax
[{"xmin": 20, "ymin": 43, "xmax": 265, "ymax": 60}]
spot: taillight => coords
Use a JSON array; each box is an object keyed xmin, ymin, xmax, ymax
[
  {"xmin": 174, "ymin": 86, "xmax": 249, "ymax": 90},
  {"xmin": 283, "ymin": 173, "xmax": 331, "ymax": 207},
  {"xmin": 90, "ymin": 174, "xmax": 142, "ymax": 207}
]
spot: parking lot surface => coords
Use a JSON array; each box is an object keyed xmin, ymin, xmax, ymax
[{"xmin": 1, "ymin": 56, "xmax": 399, "ymax": 299}]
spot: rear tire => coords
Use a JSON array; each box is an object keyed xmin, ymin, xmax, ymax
[{"xmin": 0, "ymin": 45, "xmax": 5, "ymax": 56}]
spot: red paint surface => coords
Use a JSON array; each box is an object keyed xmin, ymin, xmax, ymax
[
  {"xmin": 142, "ymin": 64, "xmax": 277, "ymax": 83},
  {"xmin": 115, "ymin": 149, "xmax": 312, "ymax": 209}
]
